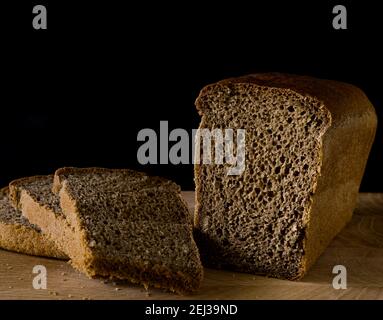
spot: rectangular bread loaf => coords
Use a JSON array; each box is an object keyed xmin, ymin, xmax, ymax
[{"xmin": 194, "ymin": 73, "xmax": 377, "ymax": 279}]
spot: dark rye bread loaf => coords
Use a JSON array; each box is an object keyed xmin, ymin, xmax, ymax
[
  {"xmin": 194, "ymin": 73, "xmax": 377, "ymax": 280},
  {"xmin": 10, "ymin": 168, "xmax": 203, "ymax": 294},
  {"xmin": 0, "ymin": 186, "xmax": 66, "ymax": 259}
]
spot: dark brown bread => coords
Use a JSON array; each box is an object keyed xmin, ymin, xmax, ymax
[
  {"xmin": 0, "ymin": 186, "xmax": 66, "ymax": 259},
  {"xmin": 11, "ymin": 168, "xmax": 203, "ymax": 294},
  {"xmin": 194, "ymin": 73, "xmax": 377, "ymax": 279},
  {"xmin": 9, "ymin": 176, "xmax": 77, "ymax": 257}
]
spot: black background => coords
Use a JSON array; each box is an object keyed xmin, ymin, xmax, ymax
[{"xmin": 1, "ymin": 1, "xmax": 382, "ymax": 191}]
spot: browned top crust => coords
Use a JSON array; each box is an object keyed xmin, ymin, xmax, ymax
[
  {"xmin": 196, "ymin": 73, "xmax": 377, "ymax": 126},
  {"xmin": 53, "ymin": 167, "xmax": 180, "ymax": 194}
]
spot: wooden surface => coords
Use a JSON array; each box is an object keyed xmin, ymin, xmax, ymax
[{"xmin": 1, "ymin": 192, "xmax": 383, "ymax": 300}]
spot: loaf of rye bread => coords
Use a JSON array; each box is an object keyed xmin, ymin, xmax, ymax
[
  {"xmin": 0, "ymin": 186, "xmax": 66, "ymax": 259},
  {"xmin": 194, "ymin": 73, "xmax": 377, "ymax": 279},
  {"xmin": 10, "ymin": 168, "xmax": 203, "ymax": 294}
]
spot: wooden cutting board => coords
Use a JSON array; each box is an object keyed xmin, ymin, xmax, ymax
[{"xmin": 1, "ymin": 192, "xmax": 383, "ymax": 300}]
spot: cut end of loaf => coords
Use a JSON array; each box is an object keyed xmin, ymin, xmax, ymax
[{"xmin": 195, "ymin": 79, "xmax": 331, "ymax": 279}]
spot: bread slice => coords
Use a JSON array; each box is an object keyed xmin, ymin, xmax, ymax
[
  {"xmin": 10, "ymin": 168, "xmax": 203, "ymax": 294},
  {"xmin": 194, "ymin": 73, "xmax": 377, "ymax": 280},
  {"xmin": 9, "ymin": 176, "xmax": 77, "ymax": 258},
  {"xmin": 0, "ymin": 186, "xmax": 66, "ymax": 259}
]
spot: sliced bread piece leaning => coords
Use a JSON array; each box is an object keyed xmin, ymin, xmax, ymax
[
  {"xmin": 9, "ymin": 176, "xmax": 77, "ymax": 258},
  {"xmin": 10, "ymin": 168, "xmax": 203, "ymax": 294},
  {"xmin": 0, "ymin": 186, "xmax": 66, "ymax": 259}
]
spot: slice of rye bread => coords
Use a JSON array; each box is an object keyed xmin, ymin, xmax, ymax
[
  {"xmin": 194, "ymin": 73, "xmax": 377, "ymax": 280},
  {"xmin": 10, "ymin": 168, "xmax": 203, "ymax": 294},
  {"xmin": 9, "ymin": 176, "xmax": 77, "ymax": 257},
  {"xmin": 0, "ymin": 186, "xmax": 66, "ymax": 259}
]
